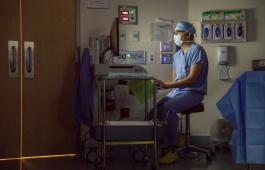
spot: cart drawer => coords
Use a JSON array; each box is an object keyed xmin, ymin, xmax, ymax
[{"xmin": 90, "ymin": 121, "xmax": 164, "ymax": 141}]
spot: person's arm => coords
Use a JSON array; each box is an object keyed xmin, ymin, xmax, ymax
[
  {"xmin": 154, "ymin": 69, "xmax": 176, "ymax": 89},
  {"xmin": 157, "ymin": 63, "xmax": 202, "ymax": 89},
  {"xmin": 171, "ymin": 69, "xmax": 176, "ymax": 81}
]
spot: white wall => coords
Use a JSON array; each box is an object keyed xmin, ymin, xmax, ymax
[
  {"xmin": 188, "ymin": 0, "xmax": 265, "ymax": 135},
  {"xmin": 81, "ymin": 0, "xmax": 265, "ymax": 136},
  {"xmin": 80, "ymin": 0, "xmax": 188, "ymax": 120},
  {"xmin": 80, "ymin": 0, "xmax": 188, "ymax": 79}
]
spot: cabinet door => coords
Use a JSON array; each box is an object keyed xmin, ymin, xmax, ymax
[
  {"xmin": 0, "ymin": 0, "xmax": 21, "ymax": 159},
  {"xmin": 22, "ymin": 0, "xmax": 78, "ymax": 157},
  {"xmin": 0, "ymin": 0, "xmax": 21, "ymax": 169}
]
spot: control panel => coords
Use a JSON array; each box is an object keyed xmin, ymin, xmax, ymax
[
  {"xmin": 160, "ymin": 54, "xmax": 173, "ymax": 64},
  {"xmin": 252, "ymin": 59, "xmax": 265, "ymax": 71},
  {"xmin": 118, "ymin": 5, "xmax": 138, "ymax": 25}
]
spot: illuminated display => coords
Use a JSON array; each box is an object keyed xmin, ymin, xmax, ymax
[
  {"xmin": 160, "ymin": 54, "xmax": 173, "ymax": 64},
  {"xmin": 122, "ymin": 11, "xmax": 129, "ymax": 15},
  {"xmin": 118, "ymin": 5, "xmax": 138, "ymax": 25},
  {"xmin": 122, "ymin": 17, "xmax": 129, "ymax": 21}
]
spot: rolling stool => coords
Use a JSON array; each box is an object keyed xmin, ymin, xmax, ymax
[{"xmin": 176, "ymin": 103, "xmax": 214, "ymax": 162}]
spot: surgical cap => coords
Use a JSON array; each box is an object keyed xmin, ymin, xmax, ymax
[{"xmin": 175, "ymin": 21, "xmax": 196, "ymax": 34}]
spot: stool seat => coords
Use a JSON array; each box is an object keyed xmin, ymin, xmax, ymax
[{"xmin": 181, "ymin": 103, "xmax": 204, "ymax": 114}]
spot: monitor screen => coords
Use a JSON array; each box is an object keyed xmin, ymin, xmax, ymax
[{"xmin": 109, "ymin": 17, "xmax": 119, "ymax": 56}]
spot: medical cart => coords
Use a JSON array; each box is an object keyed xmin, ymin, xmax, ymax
[{"xmin": 92, "ymin": 75, "xmax": 158, "ymax": 170}]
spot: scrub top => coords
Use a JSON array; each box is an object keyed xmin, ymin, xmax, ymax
[{"xmin": 167, "ymin": 42, "xmax": 208, "ymax": 98}]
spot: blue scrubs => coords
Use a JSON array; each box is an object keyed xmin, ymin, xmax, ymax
[{"xmin": 154, "ymin": 42, "xmax": 208, "ymax": 147}]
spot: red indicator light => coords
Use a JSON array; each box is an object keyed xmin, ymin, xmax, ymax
[
  {"xmin": 122, "ymin": 17, "xmax": 129, "ymax": 21},
  {"xmin": 122, "ymin": 11, "xmax": 129, "ymax": 15}
]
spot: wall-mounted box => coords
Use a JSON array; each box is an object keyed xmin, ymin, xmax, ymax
[
  {"xmin": 224, "ymin": 23, "xmax": 234, "ymax": 40},
  {"xmin": 235, "ymin": 21, "xmax": 246, "ymax": 41},
  {"xmin": 201, "ymin": 9, "xmax": 247, "ymax": 43},
  {"xmin": 202, "ymin": 10, "xmax": 246, "ymax": 22},
  {"xmin": 202, "ymin": 11, "xmax": 224, "ymax": 21},
  {"xmin": 202, "ymin": 23, "xmax": 212, "ymax": 40},
  {"xmin": 160, "ymin": 41, "xmax": 173, "ymax": 52},
  {"xmin": 224, "ymin": 10, "xmax": 246, "ymax": 21},
  {"xmin": 213, "ymin": 23, "xmax": 223, "ymax": 40},
  {"xmin": 201, "ymin": 21, "xmax": 247, "ymax": 43}
]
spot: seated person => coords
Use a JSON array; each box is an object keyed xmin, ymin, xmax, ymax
[{"xmin": 148, "ymin": 21, "xmax": 209, "ymax": 164}]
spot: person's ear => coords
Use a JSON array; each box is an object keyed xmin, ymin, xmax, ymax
[{"xmin": 184, "ymin": 32, "xmax": 192, "ymax": 41}]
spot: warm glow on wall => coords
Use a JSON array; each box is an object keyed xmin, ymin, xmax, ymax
[{"xmin": 0, "ymin": 154, "xmax": 76, "ymax": 161}]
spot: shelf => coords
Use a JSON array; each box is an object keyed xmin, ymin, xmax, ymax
[{"xmin": 105, "ymin": 141, "xmax": 155, "ymax": 146}]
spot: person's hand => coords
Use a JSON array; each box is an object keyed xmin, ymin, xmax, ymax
[{"xmin": 154, "ymin": 79, "xmax": 166, "ymax": 89}]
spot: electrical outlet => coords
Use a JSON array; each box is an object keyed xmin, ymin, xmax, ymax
[
  {"xmin": 119, "ymin": 31, "xmax": 126, "ymax": 41},
  {"xmin": 131, "ymin": 31, "xmax": 139, "ymax": 42},
  {"xmin": 148, "ymin": 52, "xmax": 156, "ymax": 64}
]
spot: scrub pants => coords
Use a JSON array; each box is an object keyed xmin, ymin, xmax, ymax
[{"xmin": 148, "ymin": 91, "xmax": 204, "ymax": 147}]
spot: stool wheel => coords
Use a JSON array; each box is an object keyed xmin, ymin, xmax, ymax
[
  {"xmin": 150, "ymin": 163, "xmax": 157, "ymax": 170},
  {"xmin": 210, "ymin": 150, "xmax": 216, "ymax": 157},
  {"xmin": 94, "ymin": 157, "xmax": 101, "ymax": 166},
  {"xmin": 98, "ymin": 165, "xmax": 105, "ymax": 170},
  {"xmin": 133, "ymin": 149, "xmax": 148, "ymax": 163},
  {"xmin": 86, "ymin": 150, "xmax": 98, "ymax": 163}
]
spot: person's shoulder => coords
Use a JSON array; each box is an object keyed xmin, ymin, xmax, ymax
[
  {"xmin": 191, "ymin": 43, "xmax": 206, "ymax": 54},
  {"xmin": 192, "ymin": 43, "xmax": 204, "ymax": 51}
]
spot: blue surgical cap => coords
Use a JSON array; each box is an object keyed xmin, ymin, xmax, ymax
[{"xmin": 175, "ymin": 21, "xmax": 196, "ymax": 34}]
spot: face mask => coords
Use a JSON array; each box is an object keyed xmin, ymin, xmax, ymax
[
  {"xmin": 174, "ymin": 34, "xmax": 183, "ymax": 46},
  {"xmin": 173, "ymin": 26, "xmax": 195, "ymax": 46}
]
